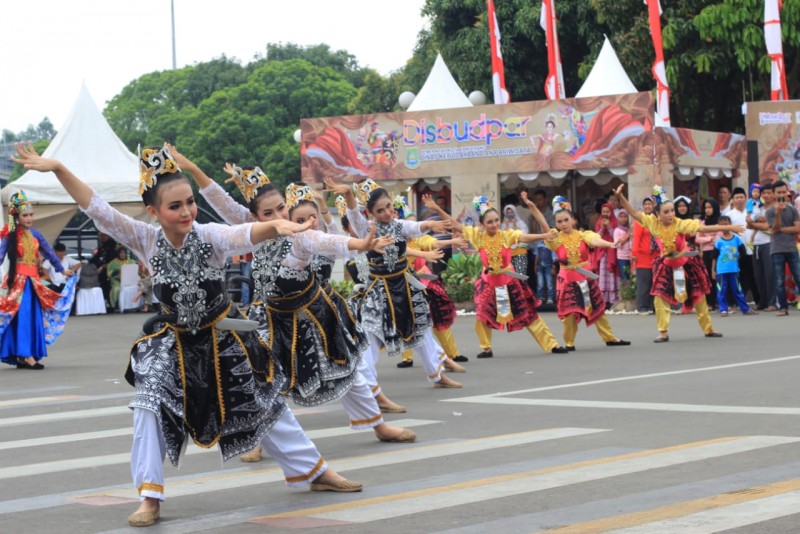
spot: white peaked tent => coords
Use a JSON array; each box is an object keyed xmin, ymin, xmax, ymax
[
  {"xmin": 407, "ymin": 54, "xmax": 473, "ymax": 111},
  {"xmin": 576, "ymin": 37, "xmax": 638, "ymax": 98},
  {"xmin": 2, "ymin": 84, "xmax": 145, "ymax": 243}
]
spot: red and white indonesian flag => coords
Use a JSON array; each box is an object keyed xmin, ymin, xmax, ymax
[
  {"xmin": 540, "ymin": 0, "xmax": 565, "ymax": 100},
  {"xmin": 765, "ymin": 0, "xmax": 788, "ymax": 101},
  {"xmin": 487, "ymin": 0, "xmax": 511, "ymax": 104},
  {"xmin": 645, "ymin": 0, "xmax": 670, "ymax": 124}
]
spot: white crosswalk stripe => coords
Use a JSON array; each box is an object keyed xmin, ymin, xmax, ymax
[{"xmin": 3, "ymin": 397, "xmax": 800, "ymax": 532}]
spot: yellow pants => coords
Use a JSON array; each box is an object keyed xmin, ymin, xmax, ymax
[
  {"xmin": 655, "ymin": 296, "xmax": 713, "ymax": 334},
  {"xmin": 475, "ymin": 317, "xmax": 559, "ymax": 353},
  {"xmin": 562, "ymin": 314, "xmax": 617, "ymax": 347},
  {"xmin": 401, "ymin": 349, "xmax": 413, "ymax": 362},
  {"xmin": 433, "ymin": 328, "xmax": 459, "ymax": 358}
]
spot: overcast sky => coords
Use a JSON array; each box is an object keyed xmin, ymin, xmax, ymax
[{"xmin": 0, "ymin": 0, "xmax": 429, "ymax": 133}]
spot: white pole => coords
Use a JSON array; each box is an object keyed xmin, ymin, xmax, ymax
[{"xmin": 171, "ymin": 0, "xmax": 177, "ymax": 70}]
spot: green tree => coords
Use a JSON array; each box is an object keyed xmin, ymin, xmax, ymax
[
  {"xmin": 416, "ymin": 0, "xmax": 601, "ymax": 105},
  {"xmin": 176, "ymin": 59, "xmax": 357, "ymax": 191},
  {"xmin": 8, "ymin": 139, "xmax": 50, "ymax": 182},
  {"xmin": 695, "ymin": 0, "xmax": 800, "ymax": 101},
  {"xmin": 412, "ymin": 0, "xmax": 799, "ymax": 132},
  {"xmin": 261, "ymin": 43, "xmax": 370, "ymax": 88},
  {"xmin": 104, "ymin": 55, "xmax": 247, "ymax": 150}
]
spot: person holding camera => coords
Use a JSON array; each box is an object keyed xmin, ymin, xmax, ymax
[{"xmin": 765, "ymin": 181, "xmax": 800, "ymax": 315}]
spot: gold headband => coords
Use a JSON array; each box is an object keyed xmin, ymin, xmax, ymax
[
  {"xmin": 335, "ymin": 195, "xmax": 348, "ymax": 215},
  {"xmin": 231, "ymin": 165, "xmax": 270, "ymax": 203},
  {"xmin": 139, "ymin": 145, "xmax": 180, "ymax": 195},
  {"xmin": 285, "ymin": 183, "xmax": 316, "ymax": 211},
  {"xmin": 354, "ymin": 179, "xmax": 379, "ymax": 205}
]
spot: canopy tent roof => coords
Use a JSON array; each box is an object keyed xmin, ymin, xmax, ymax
[
  {"xmin": 575, "ymin": 37, "xmax": 638, "ymax": 99},
  {"xmin": 2, "ymin": 83, "xmax": 140, "ymax": 205},
  {"xmin": 407, "ymin": 53, "xmax": 473, "ymax": 111},
  {"xmin": 2, "ymin": 84, "xmax": 145, "ymax": 243}
]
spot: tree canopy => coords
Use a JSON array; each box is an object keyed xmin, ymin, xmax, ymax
[{"xmin": 97, "ymin": 5, "xmax": 799, "ymax": 196}]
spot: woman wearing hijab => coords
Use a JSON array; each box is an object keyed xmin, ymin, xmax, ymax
[{"xmin": 695, "ymin": 198, "xmax": 722, "ymax": 310}]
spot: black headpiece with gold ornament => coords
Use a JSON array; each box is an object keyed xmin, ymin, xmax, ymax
[
  {"xmin": 354, "ymin": 178, "xmax": 380, "ymax": 206},
  {"xmin": 139, "ymin": 145, "xmax": 181, "ymax": 195},
  {"xmin": 230, "ymin": 165, "xmax": 270, "ymax": 204},
  {"xmin": 285, "ymin": 183, "xmax": 316, "ymax": 211}
]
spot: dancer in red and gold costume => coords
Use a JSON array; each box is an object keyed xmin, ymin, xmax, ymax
[
  {"xmin": 616, "ymin": 184, "xmax": 743, "ymax": 342},
  {"xmin": 531, "ymin": 195, "xmax": 629, "ymax": 351},
  {"xmin": 423, "ymin": 194, "xmax": 567, "ymax": 358}
]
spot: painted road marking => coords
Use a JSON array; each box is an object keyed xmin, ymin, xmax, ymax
[
  {"xmin": 609, "ymin": 489, "xmax": 800, "ymax": 533},
  {"xmin": 0, "ymin": 405, "xmax": 130, "ymax": 428},
  {"xmin": 0, "ymin": 401, "xmax": 340, "ymax": 429},
  {"xmin": 0, "ymin": 419, "xmax": 443, "ymax": 481},
  {"xmin": 0, "ymin": 395, "xmax": 83, "ymax": 409},
  {"xmin": 0, "ymin": 417, "xmax": 440, "ymax": 453},
  {"xmin": 448, "ymin": 397, "xmax": 800, "ymax": 415},
  {"xmin": 83, "ymin": 428, "xmax": 608, "ymax": 500},
  {"xmin": 445, "ymin": 354, "xmax": 800, "ymax": 401},
  {"xmin": 252, "ymin": 435, "xmax": 800, "ymax": 524}
]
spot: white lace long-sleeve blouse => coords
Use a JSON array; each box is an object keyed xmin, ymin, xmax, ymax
[
  {"xmin": 82, "ymin": 192, "xmax": 258, "ymax": 275},
  {"xmin": 345, "ymin": 206, "xmax": 425, "ymax": 240},
  {"xmin": 283, "ymin": 230, "xmax": 352, "ymax": 271},
  {"xmin": 200, "ymin": 181, "xmax": 255, "ymax": 225}
]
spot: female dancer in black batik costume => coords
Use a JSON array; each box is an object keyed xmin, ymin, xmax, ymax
[{"xmin": 13, "ymin": 143, "xmax": 361, "ymax": 527}]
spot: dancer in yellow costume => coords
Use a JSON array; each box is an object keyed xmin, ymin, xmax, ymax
[
  {"xmin": 422, "ymin": 194, "xmax": 568, "ymax": 358},
  {"xmin": 526, "ymin": 195, "xmax": 629, "ymax": 350},
  {"xmin": 616, "ymin": 184, "xmax": 743, "ymax": 342}
]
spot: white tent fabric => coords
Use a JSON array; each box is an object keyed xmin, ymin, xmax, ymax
[
  {"xmin": 407, "ymin": 54, "xmax": 473, "ymax": 111},
  {"xmin": 2, "ymin": 84, "xmax": 145, "ymax": 242},
  {"xmin": 576, "ymin": 37, "xmax": 638, "ymax": 98}
]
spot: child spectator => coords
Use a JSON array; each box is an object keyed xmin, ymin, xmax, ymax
[
  {"xmin": 614, "ymin": 209, "xmax": 632, "ymax": 281},
  {"xmin": 713, "ymin": 215, "xmax": 757, "ymax": 317}
]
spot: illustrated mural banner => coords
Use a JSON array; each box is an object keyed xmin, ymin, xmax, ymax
[
  {"xmin": 656, "ymin": 127, "xmax": 746, "ymax": 170},
  {"xmin": 746, "ymin": 100, "xmax": 800, "ymax": 192},
  {"xmin": 300, "ymin": 92, "xmax": 655, "ymax": 182}
]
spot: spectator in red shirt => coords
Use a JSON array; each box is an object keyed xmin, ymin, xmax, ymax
[{"xmin": 631, "ymin": 196, "xmax": 658, "ymax": 314}]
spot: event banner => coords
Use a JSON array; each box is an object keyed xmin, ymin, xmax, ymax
[
  {"xmin": 746, "ymin": 100, "xmax": 800, "ymax": 191},
  {"xmin": 656, "ymin": 127, "xmax": 746, "ymax": 170},
  {"xmin": 300, "ymin": 92, "xmax": 655, "ymax": 182}
]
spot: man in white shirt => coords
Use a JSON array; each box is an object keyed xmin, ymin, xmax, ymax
[
  {"xmin": 43, "ymin": 243, "xmax": 82, "ymax": 293},
  {"xmin": 747, "ymin": 183, "xmax": 777, "ymax": 310},
  {"xmin": 727, "ymin": 187, "xmax": 757, "ymax": 305}
]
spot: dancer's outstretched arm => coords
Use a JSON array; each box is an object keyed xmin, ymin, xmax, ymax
[{"xmin": 421, "ymin": 194, "xmax": 463, "ymax": 232}]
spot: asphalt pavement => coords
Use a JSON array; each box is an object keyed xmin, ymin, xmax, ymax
[{"xmin": 1, "ymin": 308, "xmax": 799, "ymax": 533}]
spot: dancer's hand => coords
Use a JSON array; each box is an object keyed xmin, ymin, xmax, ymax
[
  {"xmin": 223, "ymin": 162, "xmax": 241, "ymax": 184},
  {"xmin": 520, "ymin": 191, "xmax": 536, "ymax": 208},
  {"xmin": 421, "ymin": 194, "xmax": 438, "ymax": 211},
  {"xmin": 323, "ymin": 176, "xmax": 350, "ymax": 195},
  {"xmin": 426, "ymin": 219, "xmax": 451, "ymax": 234},
  {"xmin": 273, "ymin": 219, "xmax": 313, "ymax": 237},
  {"xmin": 450, "ymin": 236, "xmax": 469, "ymax": 250},
  {"xmin": 422, "ymin": 248, "xmax": 444, "ymax": 261},
  {"xmin": 164, "ymin": 143, "xmax": 194, "ymax": 171},
  {"xmin": 11, "ymin": 142, "xmax": 61, "ymax": 172}
]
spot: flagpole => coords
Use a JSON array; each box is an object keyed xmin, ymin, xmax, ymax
[{"xmin": 171, "ymin": 0, "xmax": 177, "ymax": 70}]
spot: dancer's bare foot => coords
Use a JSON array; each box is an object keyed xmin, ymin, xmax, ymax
[
  {"xmin": 433, "ymin": 375, "xmax": 462, "ymax": 388},
  {"xmin": 128, "ymin": 497, "xmax": 160, "ymax": 527},
  {"xmin": 443, "ymin": 358, "xmax": 466, "ymax": 373},
  {"xmin": 374, "ymin": 423, "xmax": 417, "ymax": 443},
  {"xmin": 240, "ymin": 445, "xmax": 263, "ymax": 462},
  {"xmin": 375, "ymin": 392, "xmax": 406, "ymax": 413},
  {"xmin": 310, "ymin": 469, "xmax": 363, "ymax": 492}
]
